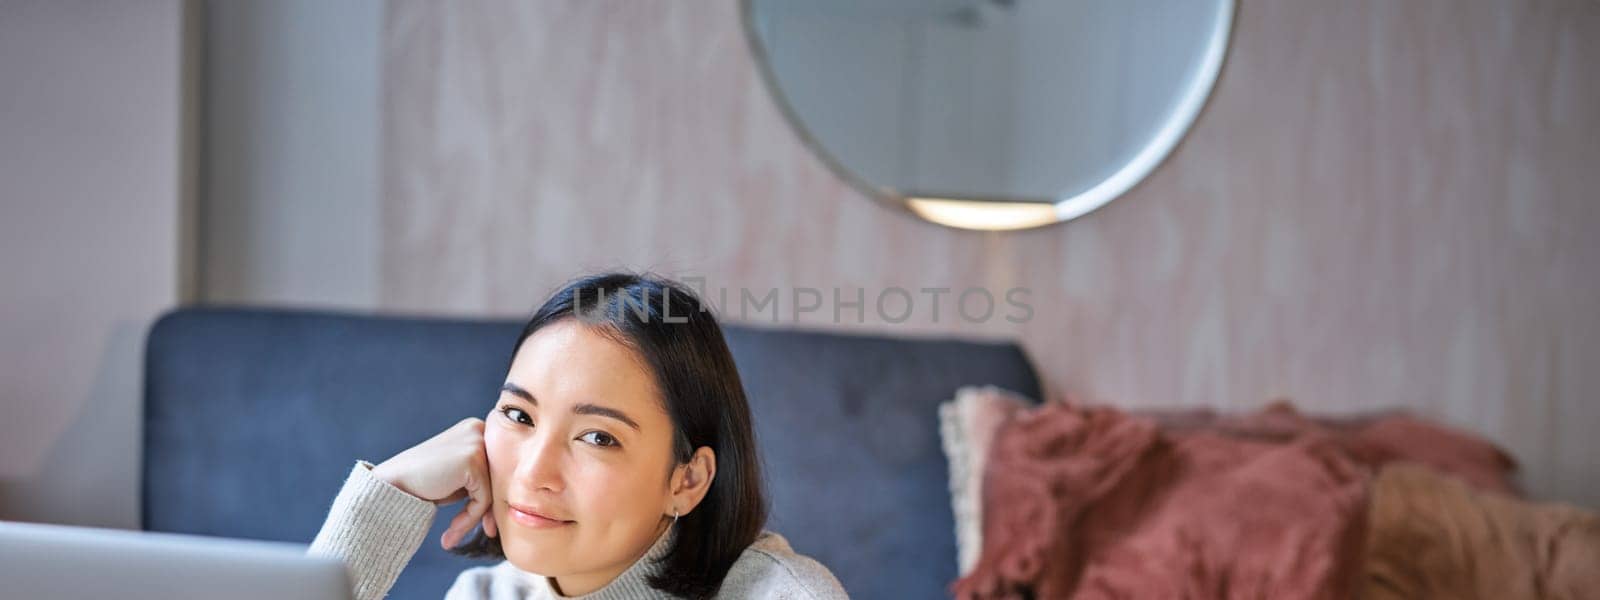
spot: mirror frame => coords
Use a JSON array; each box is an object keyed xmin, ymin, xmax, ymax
[{"xmin": 739, "ymin": 0, "xmax": 1237, "ymax": 231}]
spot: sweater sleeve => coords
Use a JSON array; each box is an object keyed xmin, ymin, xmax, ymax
[{"xmin": 309, "ymin": 460, "xmax": 438, "ymax": 600}]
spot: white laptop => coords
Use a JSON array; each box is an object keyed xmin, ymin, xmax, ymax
[{"xmin": 0, "ymin": 520, "xmax": 351, "ymax": 599}]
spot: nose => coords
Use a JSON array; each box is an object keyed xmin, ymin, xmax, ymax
[{"xmin": 511, "ymin": 427, "xmax": 566, "ymax": 494}]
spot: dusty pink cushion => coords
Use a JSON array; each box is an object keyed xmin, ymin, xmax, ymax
[
  {"xmin": 938, "ymin": 396, "xmax": 1521, "ymax": 598},
  {"xmin": 951, "ymin": 401, "xmax": 1370, "ymax": 599}
]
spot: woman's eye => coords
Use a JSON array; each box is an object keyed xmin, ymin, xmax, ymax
[
  {"xmin": 500, "ymin": 406, "xmax": 533, "ymax": 425},
  {"xmin": 579, "ymin": 431, "xmax": 619, "ymax": 448}
]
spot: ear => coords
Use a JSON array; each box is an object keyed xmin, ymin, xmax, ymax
[{"xmin": 667, "ymin": 446, "xmax": 716, "ymax": 518}]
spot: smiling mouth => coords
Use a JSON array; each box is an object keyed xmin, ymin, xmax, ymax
[{"xmin": 508, "ymin": 504, "xmax": 575, "ymax": 528}]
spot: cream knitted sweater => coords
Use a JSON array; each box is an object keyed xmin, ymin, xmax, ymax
[{"xmin": 308, "ymin": 462, "xmax": 848, "ymax": 599}]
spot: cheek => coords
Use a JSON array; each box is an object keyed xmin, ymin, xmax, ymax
[
  {"xmin": 569, "ymin": 460, "xmax": 666, "ymax": 522},
  {"xmin": 482, "ymin": 426, "xmax": 517, "ymax": 495}
]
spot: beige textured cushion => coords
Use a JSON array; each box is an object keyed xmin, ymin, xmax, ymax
[{"xmin": 938, "ymin": 385, "xmax": 1033, "ymax": 576}]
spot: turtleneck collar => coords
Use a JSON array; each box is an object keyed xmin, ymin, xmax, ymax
[{"xmin": 511, "ymin": 525, "xmax": 678, "ymax": 599}]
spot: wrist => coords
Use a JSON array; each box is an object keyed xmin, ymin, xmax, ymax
[{"xmin": 369, "ymin": 461, "xmax": 412, "ymax": 496}]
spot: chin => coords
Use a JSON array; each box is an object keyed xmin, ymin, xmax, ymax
[{"xmin": 500, "ymin": 533, "xmax": 575, "ymax": 576}]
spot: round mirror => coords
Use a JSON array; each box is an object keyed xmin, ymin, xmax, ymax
[{"xmin": 742, "ymin": 0, "xmax": 1235, "ymax": 231}]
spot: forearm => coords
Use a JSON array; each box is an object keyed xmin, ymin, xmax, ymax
[{"xmin": 309, "ymin": 461, "xmax": 438, "ymax": 600}]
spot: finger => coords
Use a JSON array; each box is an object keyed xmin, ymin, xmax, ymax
[
  {"xmin": 435, "ymin": 489, "xmax": 466, "ymax": 506},
  {"xmin": 462, "ymin": 445, "xmax": 496, "ymax": 536},
  {"xmin": 440, "ymin": 500, "xmax": 483, "ymax": 550},
  {"xmin": 441, "ymin": 469, "xmax": 492, "ymax": 549},
  {"xmin": 441, "ymin": 491, "xmax": 489, "ymax": 549},
  {"xmin": 446, "ymin": 494, "xmax": 489, "ymax": 546}
]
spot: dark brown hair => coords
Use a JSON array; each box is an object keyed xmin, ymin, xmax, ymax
[{"xmin": 449, "ymin": 272, "xmax": 768, "ymax": 599}]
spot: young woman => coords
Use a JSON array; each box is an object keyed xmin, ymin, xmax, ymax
[{"xmin": 309, "ymin": 273, "xmax": 848, "ymax": 599}]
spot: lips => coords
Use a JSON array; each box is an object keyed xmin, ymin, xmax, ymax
[{"xmin": 507, "ymin": 502, "xmax": 575, "ymax": 529}]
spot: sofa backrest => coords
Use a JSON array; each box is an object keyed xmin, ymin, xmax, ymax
[{"xmin": 143, "ymin": 307, "xmax": 1041, "ymax": 599}]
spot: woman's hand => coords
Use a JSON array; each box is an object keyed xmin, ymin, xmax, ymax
[{"xmin": 371, "ymin": 417, "xmax": 499, "ymax": 550}]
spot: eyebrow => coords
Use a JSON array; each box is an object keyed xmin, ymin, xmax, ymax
[{"xmin": 499, "ymin": 382, "xmax": 642, "ymax": 432}]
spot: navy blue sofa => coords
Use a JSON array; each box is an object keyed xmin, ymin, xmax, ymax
[{"xmin": 142, "ymin": 307, "xmax": 1041, "ymax": 599}]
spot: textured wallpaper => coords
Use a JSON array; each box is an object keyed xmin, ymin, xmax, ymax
[{"xmin": 381, "ymin": 1, "xmax": 1600, "ymax": 506}]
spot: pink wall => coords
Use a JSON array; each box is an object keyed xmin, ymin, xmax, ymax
[
  {"xmin": 0, "ymin": 0, "xmax": 190, "ymax": 527},
  {"xmin": 379, "ymin": 1, "xmax": 1600, "ymax": 506}
]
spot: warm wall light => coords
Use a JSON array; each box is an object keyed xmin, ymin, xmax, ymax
[{"xmin": 905, "ymin": 197, "xmax": 1061, "ymax": 231}]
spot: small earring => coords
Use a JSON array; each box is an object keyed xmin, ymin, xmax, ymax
[{"xmin": 672, "ymin": 508, "xmax": 679, "ymax": 527}]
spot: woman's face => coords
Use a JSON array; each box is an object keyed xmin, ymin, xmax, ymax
[{"xmin": 484, "ymin": 319, "xmax": 686, "ymax": 594}]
